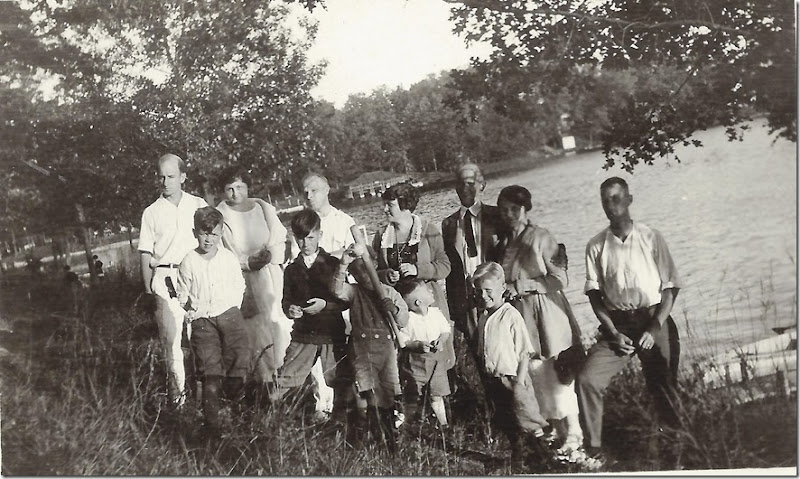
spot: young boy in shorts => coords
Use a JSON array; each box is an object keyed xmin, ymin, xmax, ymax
[
  {"xmin": 277, "ymin": 209, "xmax": 349, "ymax": 421},
  {"xmin": 394, "ymin": 278, "xmax": 452, "ymax": 430},
  {"xmin": 331, "ymin": 243, "xmax": 409, "ymax": 452},
  {"xmin": 472, "ymin": 261, "xmax": 551, "ymax": 468},
  {"xmin": 179, "ymin": 206, "xmax": 249, "ymax": 430}
]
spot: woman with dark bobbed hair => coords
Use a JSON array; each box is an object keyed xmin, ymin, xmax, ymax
[
  {"xmin": 373, "ymin": 182, "xmax": 455, "ymax": 370},
  {"xmin": 216, "ymin": 166, "xmax": 291, "ymax": 387},
  {"xmin": 496, "ymin": 184, "xmax": 588, "ymax": 460}
]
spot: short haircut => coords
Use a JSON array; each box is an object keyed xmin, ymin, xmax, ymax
[
  {"xmin": 302, "ymin": 171, "xmax": 329, "ymax": 188},
  {"xmin": 455, "ymin": 162, "xmax": 485, "ymax": 184},
  {"xmin": 382, "ymin": 182, "xmax": 420, "ymax": 212},
  {"xmin": 217, "ymin": 165, "xmax": 252, "ymax": 192},
  {"xmin": 472, "ymin": 261, "xmax": 505, "ymax": 285},
  {"xmin": 194, "ymin": 206, "xmax": 223, "ymax": 233},
  {"xmin": 158, "ymin": 153, "xmax": 186, "ymax": 173},
  {"xmin": 600, "ymin": 176, "xmax": 629, "ymax": 193},
  {"xmin": 291, "ymin": 209, "xmax": 321, "ymax": 239},
  {"xmin": 394, "ymin": 278, "xmax": 425, "ymax": 298},
  {"xmin": 497, "ymin": 185, "xmax": 532, "ymax": 211}
]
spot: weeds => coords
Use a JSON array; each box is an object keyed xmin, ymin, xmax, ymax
[{"xmin": 0, "ymin": 274, "xmax": 795, "ymax": 475}]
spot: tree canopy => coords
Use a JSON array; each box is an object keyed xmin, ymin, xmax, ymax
[{"xmin": 446, "ymin": 0, "xmax": 796, "ymax": 171}]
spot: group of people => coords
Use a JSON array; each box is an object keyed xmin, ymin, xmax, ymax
[{"xmin": 139, "ymin": 153, "xmax": 681, "ymax": 470}]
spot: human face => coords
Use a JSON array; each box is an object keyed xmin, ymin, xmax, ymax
[
  {"xmin": 404, "ymin": 285, "xmax": 434, "ymax": 316},
  {"xmin": 383, "ymin": 199, "xmax": 404, "ymax": 223},
  {"xmin": 303, "ymin": 177, "xmax": 330, "ymax": 212},
  {"xmin": 600, "ymin": 183, "xmax": 632, "ymax": 222},
  {"xmin": 498, "ymin": 199, "xmax": 527, "ymax": 230},
  {"xmin": 158, "ymin": 158, "xmax": 186, "ymax": 199},
  {"xmin": 455, "ymin": 169, "xmax": 483, "ymax": 208},
  {"xmin": 223, "ymin": 179, "xmax": 249, "ymax": 205},
  {"xmin": 474, "ymin": 277, "xmax": 505, "ymax": 312},
  {"xmin": 195, "ymin": 223, "xmax": 223, "ymax": 255},
  {"xmin": 297, "ymin": 227, "xmax": 322, "ymax": 257}
]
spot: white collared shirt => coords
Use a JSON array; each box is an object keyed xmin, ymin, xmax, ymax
[
  {"xmin": 584, "ymin": 222, "xmax": 681, "ymax": 311},
  {"xmin": 397, "ymin": 306, "xmax": 451, "ymax": 348},
  {"xmin": 457, "ymin": 201, "xmax": 483, "ymax": 277},
  {"xmin": 179, "ymin": 247, "xmax": 245, "ymax": 319},
  {"xmin": 479, "ymin": 303, "xmax": 534, "ymax": 377},
  {"xmin": 138, "ymin": 192, "xmax": 208, "ymax": 266},
  {"xmin": 302, "ymin": 250, "xmax": 319, "ymax": 269}
]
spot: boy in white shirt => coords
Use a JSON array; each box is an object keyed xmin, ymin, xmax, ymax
[
  {"xmin": 395, "ymin": 279, "xmax": 452, "ymax": 430},
  {"xmin": 179, "ymin": 207, "xmax": 248, "ymax": 431},
  {"xmin": 473, "ymin": 261, "xmax": 550, "ymax": 469}
]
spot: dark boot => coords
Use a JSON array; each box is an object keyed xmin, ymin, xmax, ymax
[
  {"xmin": 203, "ymin": 375, "xmax": 223, "ymax": 432},
  {"xmin": 346, "ymin": 407, "xmax": 368, "ymax": 449},
  {"xmin": 378, "ymin": 407, "xmax": 398, "ymax": 454},
  {"xmin": 223, "ymin": 377, "xmax": 244, "ymax": 401}
]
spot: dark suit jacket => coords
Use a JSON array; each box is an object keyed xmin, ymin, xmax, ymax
[{"xmin": 442, "ymin": 203, "xmax": 501, "ymax": 342}]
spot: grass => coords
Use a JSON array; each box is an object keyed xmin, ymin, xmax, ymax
[{"xmin": 0, "ymin": 270, "xmax": 796, "ymax": 475}]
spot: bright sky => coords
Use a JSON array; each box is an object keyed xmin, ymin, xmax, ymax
[{"xmin": 305, "ymin": 0, "xmax": 492, "ymax": 107}]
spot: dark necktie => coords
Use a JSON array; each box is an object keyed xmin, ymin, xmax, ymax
[{"xmin": 464, "ymin": 210, "xmax": 478, "ymax": 258}]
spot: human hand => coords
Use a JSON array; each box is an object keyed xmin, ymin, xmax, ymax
[
  {"xmin": 248, "ymin": 249, "xmax": 271, "ymax": 270},
  {"xmin": 184, "ymin": 308, "xmax": 197, "ymax": 323},
  {"xmin": 341, "ymin": 244, "xmax": 361, "ymax": 265},
  {"xmin": 388, "ymin": 270, "xmax": 401, "ymax": 283},
  {"xmin": 287, "ymin": 305, "xmax": 304, "ymax": 319},
  {"xmin": 638, "ymin": 324, "xmax": 661, "ymax": 350},
  {"xmin": 381, "ymin": 297, "xmax": 398, "ymax": 318},
  {"xmin": 504, "ymin": 282, "xmax": 519, "ymax": 301},
  {"xmin": 399, "ymin": 263, "xmax": 417, "ymax": 277},
  {"xmin": 513, "ymin": 373, "xmax": 528, "ymax": 389},
  {"xmin": 302, "ymin": 298, "xmax": 327, "ymax": 315},
  {"xmin": 610, "ymin": 331, "xmax": 636, "ymax": 356},
  {"xmin": 551, "ymin": 243, "xmax": 568, "ymax": 270},
  {"xmin": 408, "ymin": 340, "xmax": 430, "ymax": 353}
]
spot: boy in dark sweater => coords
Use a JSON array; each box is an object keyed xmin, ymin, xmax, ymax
[
  {"xmin": 276, "ymin": 210, "xmax": 350, "ymax": 418},
  {"xmin": 332, "ymin": 242, "xmax": 409, "ymax": 452}
]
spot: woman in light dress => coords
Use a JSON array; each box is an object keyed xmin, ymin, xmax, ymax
[
  {"xmin": 496, "ymin": 185, "xmax": 587, "ymax": 458},
  {"xmin": 216, "ymin": 167, "xmax": 292, "ymax": 385}
]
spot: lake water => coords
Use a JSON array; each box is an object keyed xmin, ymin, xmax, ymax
[{"xmin": 344, "ymin": 121, "xmax": 797, "ymax": 361}]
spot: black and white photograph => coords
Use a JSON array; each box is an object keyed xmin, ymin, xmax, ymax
[{"xmin": 0, "ymin": 0, "xmax": 796, "ymax": 474}]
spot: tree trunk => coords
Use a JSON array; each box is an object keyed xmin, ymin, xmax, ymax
[{"xmin": 76, "ymin": 203, "xmax": 96, "ymax": 283}]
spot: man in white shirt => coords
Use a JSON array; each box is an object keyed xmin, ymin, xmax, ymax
[
  {"xmin": 577, "ymin": 177, "xmax": 682, "ymax": 459},
  {"xmin": 139, "ymin": 154, "xmax": 208, "ymax": 404},
  {"xmin": 288, "ymin": 172, "xmax": 356, "ymax": 421},
  {"xmin": 442, "ymin": 163, "xmax": 501, "ymax": 345}
]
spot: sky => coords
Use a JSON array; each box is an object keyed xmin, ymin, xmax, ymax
[{"xmin": 303, "ymin": 0, "xmax": 493, "ymax": 107}]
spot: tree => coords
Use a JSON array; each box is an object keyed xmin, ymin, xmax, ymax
[
  {"xmin": 446, "ymin": 0, "xmax": 796, "ymax": 171},
  {"xmin": 2, "ymin": 0, "xmax": 324, "ymax": 233}
]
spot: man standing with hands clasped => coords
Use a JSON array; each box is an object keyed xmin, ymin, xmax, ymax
[
  {"xmin": 139, "ymin": 154, "xmax": 208, "ymax": 405},
  {"xmin": 577, "ymin": 176, "xmax": 682, "ymax": 462}
]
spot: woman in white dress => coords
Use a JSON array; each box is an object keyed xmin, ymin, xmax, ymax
[{"xmin": 216, "ymin": 167, "xmax": 291, "ymax": 385}]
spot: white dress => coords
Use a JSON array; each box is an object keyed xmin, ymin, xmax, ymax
[{"xmin": 218, "ymin": 199, "xmax": 291, "ymax": 383}]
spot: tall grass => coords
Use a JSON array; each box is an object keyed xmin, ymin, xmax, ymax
[{"xmin": 0, "ymin": 271, "xmax": 795, "ymax": 475}]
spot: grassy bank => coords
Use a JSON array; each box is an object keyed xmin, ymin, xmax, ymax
[{"xmin": 0, "ymin": 272, "xmax": 795, "ymax": 475}]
